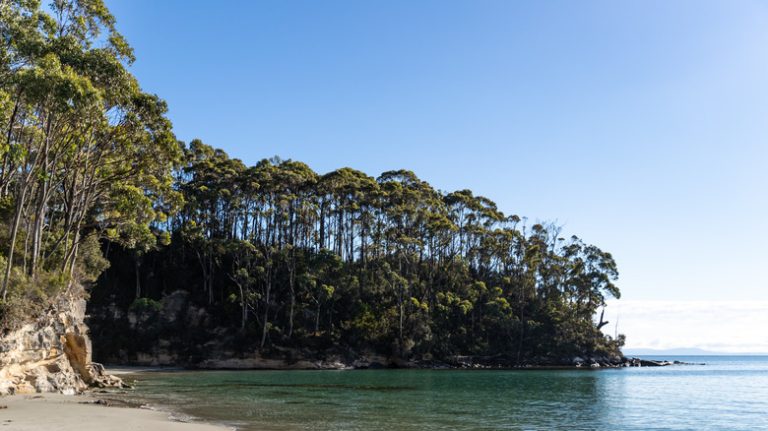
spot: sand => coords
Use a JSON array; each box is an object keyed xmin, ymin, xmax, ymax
[{"xmin": 0, "ymin": 393, "xmax": 230, "ymax": 431}]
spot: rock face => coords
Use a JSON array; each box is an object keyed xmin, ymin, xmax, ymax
[
  {"xmin": 0, "ymin": 285, "xmax": 124, "ymax": 395},
  {"xmin": 89, "ymin": 290, "xmax": 632, "ymax": 370}
]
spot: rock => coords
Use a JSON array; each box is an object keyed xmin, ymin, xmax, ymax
[
  {"xmin": 0, "ymin": 284, "xmax": 126, "ymax": 395},
  {"xmin": 195, "ymin": 354, "xmax": 317, "ymax": 369},
  {"xmin": 624, "ymin": 358, "xmax": 681, "ymax": 367},
  {"xmin": 161, "ymin": 290, "xmax": 190, "ymax": 323},
  {"xmin": 350, "ymin": 353, "xmax": 391, "ymax": 369}
]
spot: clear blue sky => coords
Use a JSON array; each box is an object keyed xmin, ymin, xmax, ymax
[{"xmin": 105, "ymin": 0, "xmax": 768, "ymax": 346}]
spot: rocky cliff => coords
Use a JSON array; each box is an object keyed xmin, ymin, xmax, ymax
[
  {"xmin": 0, "ymin": 284, "xmax": 124, "ymax": 395},
  {"xmin": 87, "ymin": 290, "xmax": 630, "ymax": 370}
]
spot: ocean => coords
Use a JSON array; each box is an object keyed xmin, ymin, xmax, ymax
[{"xmin": 118, "ymin": 356, "xmax": 768, "ymax": 430}]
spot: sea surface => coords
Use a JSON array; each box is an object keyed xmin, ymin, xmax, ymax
[{"xmin": 118, "ymin": 356, "xmax": 768, "ymax": 431}]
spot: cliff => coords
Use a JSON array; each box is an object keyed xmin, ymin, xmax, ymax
[{"xmin": 0, "ymin": 284, "xmax": 124, "ymax": 395}]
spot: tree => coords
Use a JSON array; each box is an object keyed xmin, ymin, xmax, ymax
[{"xmin": 0, "ymin": 0, "xmax": 179, "ymax": 303}]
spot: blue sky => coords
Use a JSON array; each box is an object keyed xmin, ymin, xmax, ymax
[{"xmin": 105, "ymin": 1, "xmax": 768, "ymax": 350}]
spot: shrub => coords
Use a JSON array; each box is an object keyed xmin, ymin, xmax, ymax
[{"xmin": 129, "ymin": 297, "xmax": 163, "ymax": 314}]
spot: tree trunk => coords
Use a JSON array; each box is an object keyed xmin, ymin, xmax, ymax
[
  {"xmin": 260, "ymin": 267, "xmax": 271, "ymax": 348},
  {"xmin": 2, "ymin": 186, "xmax": 29, "ymax": 300},
  {"xmin": 30, "ymin": 117, "xmax": 52, "ymax": 276},
  {"xmin": 0, "ymin": 99, "xmax": 20, "ymax": 197},
  {"xmin": 288, "ymin": 262, "xmax": 295, "ymax": 339},
  {"xmin": 135, "ymin": 255, "xmax": 142, "ymax": 299},
  {"xmin": 238, "ymin": 283, "xmax": 247, "ymax": 330}
]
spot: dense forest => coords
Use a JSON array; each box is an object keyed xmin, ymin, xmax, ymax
[
  {"xmin": 91, "ymin": 143, "xmax": 624, "ymax": 364},
  {"xmin": 1, "ymin": 0, "xmax": 624, "ymax": 366}
]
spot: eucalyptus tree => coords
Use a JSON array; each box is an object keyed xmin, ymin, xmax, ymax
[
  {"xmin": 271, "ymin": 159, "xmax": 317, "ymax": 338},
  {"xmin": 177, "ymin": 140, "xmax": 244, "ymax": 303},
  {"xmin": 0, "ymin": 0, "xmax": 178, "ymax": 302}
]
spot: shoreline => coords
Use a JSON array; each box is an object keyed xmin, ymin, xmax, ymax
[
  {"xmin": 102, "ymin": 356, "xmax": 683, "ymax": 372},
  {"xmin": 0, "ymin": 359, "xmax": 696, "ymax": 431},
  {"xmin": 0, "ymin": 393, "xmax": 232, "ymax": 431}
]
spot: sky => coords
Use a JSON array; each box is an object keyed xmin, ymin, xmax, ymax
[{"xmin": 104, "ymin": 0, "xmax": 768, "ymax": 352}]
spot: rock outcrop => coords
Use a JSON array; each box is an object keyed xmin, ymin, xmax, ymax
[{"xmin": 0, "ymin": 284, "xmax": 125, "ymax": 395}]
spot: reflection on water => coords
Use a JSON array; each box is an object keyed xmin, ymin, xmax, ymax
[{"xmin": 119, "ymin": 356, "xmax": 768, "ymax": 431}]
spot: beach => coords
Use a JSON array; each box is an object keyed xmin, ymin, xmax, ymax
[{"xmin": 0, "ymin": 393, "xmax": 229, "ymax": 431}]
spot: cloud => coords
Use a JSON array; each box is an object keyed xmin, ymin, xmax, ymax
[{"xmin": 602, "ymin": 300, "xmax": 768, "ymax": 353}]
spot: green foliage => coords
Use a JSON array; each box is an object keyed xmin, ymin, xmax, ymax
[
  {"xmin": 75, "ymin": 233, "xmax": 110, "ymax": 283},
  {"xmin": 0, "ymin": 0, "xmax": 179, "ymax": 302},
  {"xmin": 90, "ymin": 139, "xmax": 625, "ymax": 363},
  {"xmin": 128, "ymin": 297, "xmax": 163, "ymax": 314},
  {"xmin": 0, "ymin": 254, "xmax": 70, "ymax": 331}
]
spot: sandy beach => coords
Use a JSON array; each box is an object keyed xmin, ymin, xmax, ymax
[{"xmin": 0, "ymin": 393, "xmax": 230, "ymax": 431}]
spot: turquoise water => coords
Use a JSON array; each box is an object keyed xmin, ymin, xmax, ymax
[{"xmin": 122, "ymin": 356, "xmax": 768, "ymax": 431}]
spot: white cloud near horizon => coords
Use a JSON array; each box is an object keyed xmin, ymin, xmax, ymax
[{"xmin": 603, "ymin": 300, "xmax": 768, "ymax": 353}]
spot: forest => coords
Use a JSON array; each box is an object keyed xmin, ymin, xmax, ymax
[{"xmin": 0, "ymin": 0, "xmax": 624, "ymax": 365}]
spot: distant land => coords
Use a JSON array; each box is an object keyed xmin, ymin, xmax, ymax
[{"xmin": 623, "ymin": 348, "xmax": 768, "ymax": 356}]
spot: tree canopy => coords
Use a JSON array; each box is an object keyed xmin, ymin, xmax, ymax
[
  {"xmin": 96, "ymin": 140, "xmax": 623, "ymax": 362},
  {"xmin": 0, "ymin": 0, "xmax": 179, "ymax": 321},
  {"xmin": 1, "ymin": 0, "xmax": 624, "ymax": 363}
]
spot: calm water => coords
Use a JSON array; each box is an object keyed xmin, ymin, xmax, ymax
[{"xmin": 120, "ymin": 356, "xmax": 768, "ymax": 431}]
